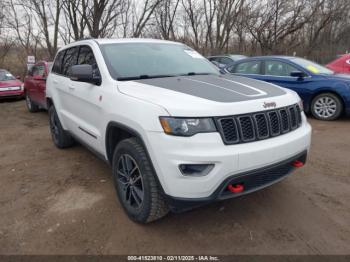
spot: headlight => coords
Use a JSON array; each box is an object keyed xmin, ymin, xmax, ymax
[{"xmin": 159, "ymin": 117, "xmax": 217, "ymax": 136}]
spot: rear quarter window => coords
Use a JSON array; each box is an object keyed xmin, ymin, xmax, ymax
[
  {"xmin": 219, "ymin": 57, "xmax": 233, "ymax": 65},
  {"xmin": 52, "ymin": 51, "xmax": 65, "ymax": 74}
]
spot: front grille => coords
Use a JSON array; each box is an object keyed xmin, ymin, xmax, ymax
[{"xmin": 217, "ymin": 104, "xmax": 302, "ymax": 145}]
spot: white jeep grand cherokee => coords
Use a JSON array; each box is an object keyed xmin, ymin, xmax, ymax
[{"xmin": 46, "ymin": 38, "xmax": 312, "ymax": 223}]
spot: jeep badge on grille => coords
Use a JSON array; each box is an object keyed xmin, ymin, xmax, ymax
[{"xmin": 263, "ymin": 102, "xmax": 277, "ymax": 109}]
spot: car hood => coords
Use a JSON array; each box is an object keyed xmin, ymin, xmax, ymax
[
  {"xmin": 323, "ymin": 73, "xmax": 350, "ymax": 82},
  {"xmin": 117, "ymin": 74, "xmax": 300, "ymax": 116},
  {"xmin": 0, "ymin": 80, "xmax": 22, "ymax": 88}
]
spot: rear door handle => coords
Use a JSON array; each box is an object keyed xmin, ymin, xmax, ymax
[
  {"xmin": 68, "ymin": 85, "xmax": 75, "ymax": 90},
  {"xmin": 53, "ymin": 80, "xmax": 58, "ymax": 84}
]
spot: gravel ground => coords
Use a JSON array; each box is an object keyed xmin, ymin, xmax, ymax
[{"xmin": 0, "ymin": 100, "xmax": 349, "ymax": 255}]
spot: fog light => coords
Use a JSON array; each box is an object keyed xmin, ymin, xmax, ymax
[{"xmin": 179, "ymin": 164, "xmax": 214, "ymax": 176}]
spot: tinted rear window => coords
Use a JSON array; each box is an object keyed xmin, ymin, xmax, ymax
[
  {"xmin": 52, "ymin": 51, "xmax": 65, "ymax": 74},
  {"xmin": 61, "ymin": 47, "xmax": 79, "ymax": 76}
]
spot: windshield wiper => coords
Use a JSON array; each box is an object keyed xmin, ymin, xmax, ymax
[
  {"xmin": 117, "ymin": 72, "xmax": 217, "ymax": 81},
  {"xmin": 117, "ymin": 74, "xmax": 176, "ymax": 81},
  {"xmin": 178, "ymin": 72, "xmax": 216, "ymax": 76}
]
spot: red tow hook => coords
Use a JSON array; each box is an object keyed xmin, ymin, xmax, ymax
[
  {"xmin": 293, "ymin": 160, "xmax": 304, "ymax": 168},
  {"xmin": 228, "ymin": 184, "xmax": 244, "ymax": 193}
]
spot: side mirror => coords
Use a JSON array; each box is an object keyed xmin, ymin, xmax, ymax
[
  {"xmin": 219, "ymin": 68, "xmax": 226, "ymax": 74},
  {"xmin": 223, "ymin": 66, "xmax": 234, "ymax": 74},
  {"xmin": 211, "ymin": 61, "xmax": 220, "ymax": 67},
  {"xmin": 290, "ymin": 71, "xmax": 306, "ymax": 79},
  {"xmin": 70, "ymin": 64, "xmax": 101, "ymax": 85},
  {"xmin": 16, "ymin": 76, "xmax": 21, "ymax": 80}
]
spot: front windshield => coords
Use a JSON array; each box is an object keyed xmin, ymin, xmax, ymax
[
  {"xmin": 0, "ymin": 70, "xmax": 16, "ymax": 81},
  {"xmin": 291, "ymin": 57, "xmax": 334, "ymax": 75},
  {"xmin": 100, "ymin": 43, "xmax": 219, "ymax": 80}
]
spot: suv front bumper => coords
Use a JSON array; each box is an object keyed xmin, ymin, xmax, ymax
[
  {"xmin": 145, "ymin": 115, "xmax": 311, "ymax": 199},
  {"xmin": 164, "ymin": 151, "xmax": 307, "ymax": 212},
  {"xmin": 0, "ymin": 90, "xmax": 24, "ymax": 98}
]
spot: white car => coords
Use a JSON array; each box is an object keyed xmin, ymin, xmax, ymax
[{"xmin": 46, "ymin": 38, "xmax": 312, "ymax": 223}]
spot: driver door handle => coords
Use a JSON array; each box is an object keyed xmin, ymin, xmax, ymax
[{"xmin": 68, "ymin": 85, "xmax": 75, "ymax": 90}]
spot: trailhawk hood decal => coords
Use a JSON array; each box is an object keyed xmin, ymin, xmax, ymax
[
  {"xmin": 118, "ymin": 74, "xmax": 297, "ymax": 117},
  {"xmin": 133, "ymin": 74, "xmax": 286, "ymax": 103}
]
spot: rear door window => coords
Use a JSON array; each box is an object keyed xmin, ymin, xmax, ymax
[
  {"xmin": 61, "ymin": 47, "xmax": 79, "ymax": 76},
  {"xmin": 264, "ymin": 60, "xmax": 298, "ymax": 76},
  {"xmin": 218, "ymin": 57, "xmax": 233, "ymax": 65},
  {"xmin": 233, "ymin": 61, "xmax": 261, "ymax": 74}
]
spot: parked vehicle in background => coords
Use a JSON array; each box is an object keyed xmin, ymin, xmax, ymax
[
  {"xmin": 225, "ymin": 56, "xmax": 350, "ymax": 121},
  {"xmin": 207, "ymin": 54, "xmax": 247, "ymax": 68},
  {"xmin": 46, "ymin": 39, "xmax": 311, "ymax": 223},
  {"xmin": 0, "ymin": 69, "xmax": 24, "ymax": 99},
  {"xmin": 24, "ymin": 61, "xmax": 53, "ymax": 112},
  {"xmin": 326, "ymin": 54, "xmax": 350, "ymax": 74}
]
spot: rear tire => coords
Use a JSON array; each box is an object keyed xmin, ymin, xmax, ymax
[
  {"xmin": 112, "ymin": 138, "xmax": 169, "ymax": 223},
  {"xmin": 311, "ymin": 93, "xmax": 343, "ymax": 121},
  {"xmin": 48, "ymin": 105, "xmax": 74, "ymax": 148},
  {"xmin": 25, "ymin": 92, "xmax": 39, "ymax": 113}
]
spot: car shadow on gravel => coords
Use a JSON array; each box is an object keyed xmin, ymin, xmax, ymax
[{"xmin": 0, "ymin": 98, "xmax": 24, "ymax": 103}]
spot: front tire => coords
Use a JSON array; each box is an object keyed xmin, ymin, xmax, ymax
[
  {"xmin": 112, "ymin": 138, "xmax": 169, "ymax": 223},
  {"xmin": 25, "ymin": 92, "xmax": 39, "ymax": 113},
  {"xmin": 48, "ymin": 105, "xmax": 74, "ymax": 148},
  {"xmin": 311, "ymin": 93, "xmax": 343, "ymax": 121}
]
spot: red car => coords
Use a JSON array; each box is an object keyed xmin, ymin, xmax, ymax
[
  {"xmin": 24, "ymin": 61, "xmax": 52, "ymax": 112},
  {"xmin": 326, "ymin": 54, "xmax": 350, "ymax": 74},
  {"xmin": 0, "ymin": 69, "xmax": 24, "ymax": 99}
]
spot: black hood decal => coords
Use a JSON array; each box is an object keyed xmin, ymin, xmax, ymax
[{"xmin": 134, "ymin": 74, "xmax": 286, "ymax": 103}]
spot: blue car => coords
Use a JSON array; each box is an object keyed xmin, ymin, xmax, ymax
[{"xmin": 225, "ymin": 56, "xmax": 350, "ymax": 120}]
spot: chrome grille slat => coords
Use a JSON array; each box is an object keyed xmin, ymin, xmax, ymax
[{"xmin": 217, "ymin": 104, "xmax": 302, "ymax": 145}]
